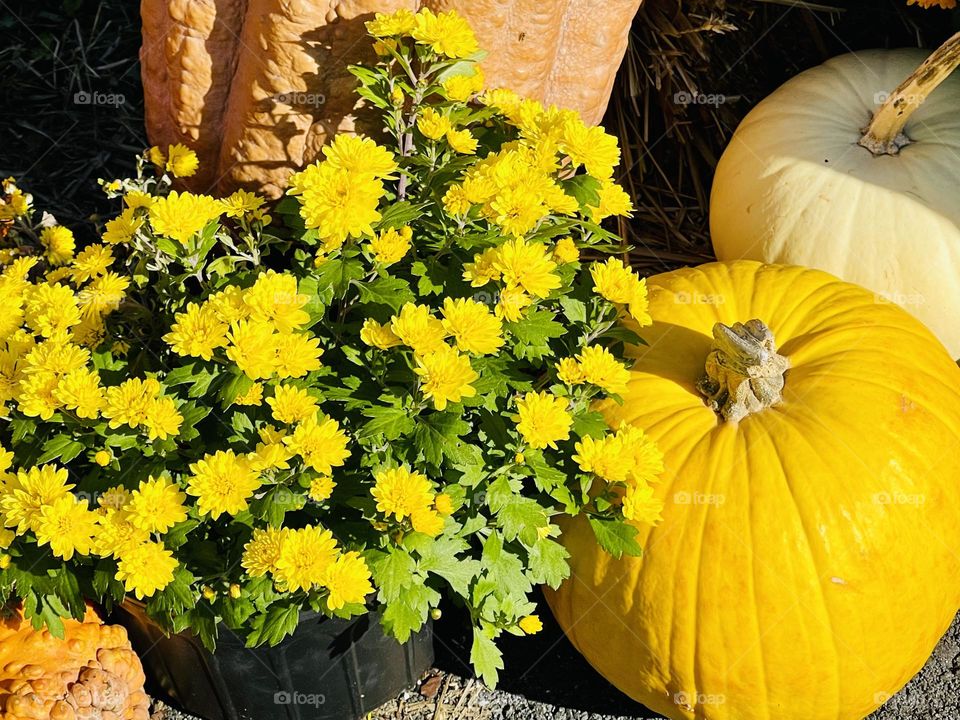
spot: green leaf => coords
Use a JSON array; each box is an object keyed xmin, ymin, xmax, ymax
[
  {"xmin": 36, "ymin": 435, "xmax": 85, "ymax": 464},
  {"xmin": 219, "ymin": 371, "xmax": 254, "ymax": 409},
  {"xmin": 314, "ymin": 258, "xmax": 365, "ymax": 298},
  {"xmin": 411, "ymin": 260, "xmax": 446, "ymax": 297},
  {"xmin": 414, "ymin": 413, "xmax": 471, "ymax": 467},
  {"xmin": 378, "ymin": 201, "xmax": 428, "ymax": 229},
  {"xmin": 572, "ymin": 410, "xmax": 609, "ymax": 439},
  {"xmin": 588, "ymin": 517, "xmax": 643, "ymax": 559},
  {"xmin": 221, "ymin": 596, "xmax": 255, "ymax": 630},
  {"xmin": 358, "ymin": 275, "xmax": 415, "ymax": 312},
  {"xmin": 558, "ymin": 296, "xmax": 587, "ymax": 324},
  {"xmin": 562, "ymin": 175, "xmax": 601, "ymax": 211},
  {"xmin": 246, "ymin": 602, "xmax": 301, "ymax": 647},
  {"xmin": 481, "ymin": 531, "xmax": 531, "ymax": 600},
  {"xmin": 370, "ymin": 548, "xmax": 416, "ymax": 603},
  {"xmin": 360, "ymin": 405, "xmax": 416, "ymax": 440},
  {"xmin": 381, "ymin": 583, "xmax": 438, "ymax": 643},
  {"xmin": 417, "ymin": 536, "xmax": 479, "ymax": 597},
  {"xmin": 505, "ymin": 309, "xmax": 565, "ymax": 345},
  {"xmin": 471, "ymin": 627, "xmax": 504, "ymax": 687},
  {"xmin": 528, "ymin": 539, "xmax": 570, "ymax": 588}
]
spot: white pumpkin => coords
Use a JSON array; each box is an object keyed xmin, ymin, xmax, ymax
[{"xmin": 710, "ymin": 35, "xmax": 960, "ymax": 357}]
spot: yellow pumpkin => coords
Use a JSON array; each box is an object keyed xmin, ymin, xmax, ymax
[
  {"xmin": 710, "ymin": 35, "xmax": 960, "ymax": 357},
  {"xmin": 546, "ymin": 261, "xmax": 960, "ymax": 720}
]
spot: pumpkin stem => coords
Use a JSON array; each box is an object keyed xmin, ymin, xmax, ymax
[
  {"xmin": 697, "ymin": 319, "xmax": 790, "ymax": 422},
  {"xmin": 859, "ymin": 31, "xmax": 960, "ymax": 156}
]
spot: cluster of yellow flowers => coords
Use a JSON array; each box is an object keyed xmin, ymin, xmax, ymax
[
  {"xmin": 573, "ymin": 423, "xmax": 665, "ymax": 524},
  {"xmin": 0, "ymin": 459, "xmax": 180, "ymax": 599},
  {"xmin": 366, "ymin": 8, "xmax": 479, "ymax": 59},
  {"xmin": 165, "ymin": 270, "xmax": 323, "ymax": 380},
  {"xmin": 371, "ymin": 466, "xmax": 453, "ymax": 537},
  {"xmin": 0, "ymin": 248, "xmax": 184, "ymax": 437},
  {"xmin": 242, "ymin": 525, "xmax": 373, "ymax": 610},
  {"xmin": 0, "ymin": 177, "xmax": 31, "ymax": 223}
]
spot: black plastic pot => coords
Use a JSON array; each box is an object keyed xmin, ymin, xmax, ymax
[{"xmin": 113, "ymin": 602, "xmax": 433, "ymax": 720}]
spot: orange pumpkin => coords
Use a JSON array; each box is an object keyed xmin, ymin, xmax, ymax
[
  {"xmin": 140, "ymin": 0, "xmax": 642, "ymax": 196},
  {"xmin": 0, "ymin": 606, "xmax": 149, "ymax": 720}
]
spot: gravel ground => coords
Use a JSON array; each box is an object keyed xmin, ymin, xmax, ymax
[{"xmin": 150, "ymin": 608, "xmax": 960, "ymax": 720}]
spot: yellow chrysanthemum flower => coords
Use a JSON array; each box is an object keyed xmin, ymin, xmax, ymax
[
  {"xmin": 495, "ymin": 286, "xmax": 533, "ymax": 322},
  {"xmin": 234, "ymin": 382, "xmax": 264, "ymax": 406},
  {"xmin": 274, "ymin": 332, "xmax": 323, "ymax": 379},
  {"xmin": 615, "ymin": 423, "xmax": 665, "ymax": 485},
  {"xmin": 321, "ymin": 551, "xmax": 373, "ymax": 610},
  {"xmin": 368, "ymin": 225, "xmax": 412, "ymax": 265},
  {"xmin": 53, "ymin": 367, "xmax": 105, "ymax": 419},
  {"xmin": 442, "ymin": 185, "xmax": 472, "ymax": 217},
  {"xmin": 553, "ymin": 238, "xmax": 580, "ymax": 264},
  {"xmin": 446, "ymin": 129, "xmax": 478, "ymax": 154},
  {"xmin": 102, "ymin": 208, "xmax": 143, "ymax": 244},
  {"xmin": 148, "ymin": 191, "xmax": 222, "ymax": 244},
  {"xmin": 417, "ymin": 107, "xmax": 452, "ymax": 140},
  {"xmin": 577, "ymin": 345, "xmax": 630, "ymax": 395},
  {"xmin": 243, "ymin": 271, "xmax": 310, "ymax": 333},
  {"xmin": 97, "ymin": 486, "xmax": 131, "ymax": 512},
  {"xmin": 17, "ymin": 371, "xmax": 61, "ymax": 420},
  {"xmin": 0, "ymin": 464, "xmax": 73, "ymax": 534},
  {"xmin": 289, "ymin": 163, "xmax": 384, "ymax": 245},
  {"xmin": 591, "ymin": 257, "xmax": 640, "ymax": 305},
  {"xmin": 34, "ymin": 495, "xmax": 98, "ymax": 559},
  {"xmin": 488, "ymin": 186, "xmax": 548, "ymax": 238},
  {"xmin": 283, "ymin": 414, "xmax": 351, "ymax": 475},
  {"xmin": 463, "ymin": 247, "xmax": 501, "ymax": 287},
  {"xmin": 441, "ymin": 67, "xmax": 484, "ymax": 102},
  {"xmin": 560, "ymin": 117, "xmax": 621, "ymax": 179},
  {"xmin": 187, "ymin": 450, "xmax": 262, "ymax": 519},
  {"xmin": 514, "ymin": 391, "xmax": 573, "ymax": 450},
  {"xmin": 308, "ymin": 475, "xmax": 336, "ymax": 503},
  {"xmin": 434, "ymin": 493, "xmax": 454, "ymax": 515},
  {"xmin": 92, "ymin": 509, "xmax": 148, "ymax": 559},
  {"xmin": 94, "ymin": 450, "xmax": 112, "ymax": 467},
  {"xmin": 125, "ymin": 476, "xmax": 187, "ymax": 534},
  {"xmin": 390, "ymin": 303, "xmax": 447, "ymax": 356},
  {"xmin": 494, "ymin": 239, "xmax": 560, "ymax": 298},
  {"xmin": 267, "ymin": 384, "xmax": 318, "ymax": 424},
  {"xmin": 77, "ymin": 272, "xmax": 129, "ymax": 318},
  {"xmin": 208, "ymin": 285, "xmax": 250, "ymax": 324},
  {"xmin": 360, "ymin": 318, "xmax": 402, "ymax": 350},
  {"xmin": 242, "ymin": 526, "xmax": 288, "ymax": 577},
  {"xmin": 588, "ymin": 180, "xmax": 634, "ymax": 222},
  {"xmin": 165, "ymin": 143, "xmax": 199, "ymax": 178},
  {"xmin": 274, "ymin": 525, "xmax": 338, "ymax": 592},
  {"xmin": 371, "ymin": 467, "xmax": 434, "ymax": 521},
  {"xmin": 142, "ymin": 397, "xmax": 183, "ymax": 441},
  {"xmin": 622, "ymin": 483, "xmax": 664, "ymax": 525},
  {"xmin": 365, "ymin": 8, "xmax": 416, "ymax": 37},
  {"xmin": 165, "ymin": 302, "xmax": 229, "ymax": 360},
  {"xmin": 115, "ymin": 540, "xmax": 178, "ymax": 599},
  {"xmin": 40, "ymin": 226, "xmax": 75, "ymax": 266},
  {"xmin": 70, "ymin": 244, "xmax": 114, "ymax": 283},
  {"xmin": 519, "ymin": 615, "xmax": 543, "ymax": 635},
  {"xmin": 411, "ymin": 9, "xmax": 478, "ymax": 58},
  {"xmin": 123, "ymin": 190, "xmax": 155, "ymax": 210},
  {"xmin": 572, "ymin": 434, "xmax": 624, "ymax": 482},
  {"xmin": 147, "ymin": 146, "xmax": 166, "ymax": 168},
  {"xmin": 226, "ymin": 320, "xmax": 277, "ymax": 380},
  {"xmin": 441, "ymin": 297, "xmax": 503, "ymax": 355},
  {"xmin": 411, "ymin": 507, "xmax": 445, "ymax": 537},
  {"xmin": 219, "ymin": 189, "xmax": 264, "ymax": 218},
  {"xmin": 322, "ymin": 134, "xmax": 397, "ymax": 179},
  {"xmin": 103, "ymin": 377, "xmax": 161, "ymax": 429},
  {"xmin": 556, "ymin": 357, "xmax": 586, "ymax": 385},
  {"xmin": 414, "ymin": 345, "xmax": 478, "ymax": 410}
]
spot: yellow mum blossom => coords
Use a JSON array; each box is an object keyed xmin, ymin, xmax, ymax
[
  {"xmin": 390, "ymin": 303, "xmax": 447, "ymax": 356},
  {"xmin": 414, "ymin": 345, "xmax": 478, "ymax": 410},
  {"xmin": 560, "ymin": 117, "xmax": 621, "ymax": 179},
  {"xmin": 556, "ymin": 357, "xmax": 586, "ymax": 385},
  {"xmin": 70, "ymin": 244, "xmax": 114, "ymax": 283},
  {"xmin": 17, "ymin": 372, "xmax": 61, "ymax": 419},
  {"xmin": 187, "ymin": 450, "xmax": 262, "ymax": 519},
  {"xmin": 495, "ymin": 238, "xmax": 561, "ymax": 298},
  {"xmin": 442, "ymin": 185, "xmax": 471, "ymax": 216},
  {"xmin": 417, "ymin": 108, "xmax": 452, "ymax": 140},
  {"xmin": 488, "ymin": 186, "xmax": 548, "ymax": 237},
  {"xmin": 514, "ymin": 391, "xmax": 572, "ymax": 450},
  {"xmin": 588, "ymin": 180, "xmax": 634, "ymax": 222},
  {"xmin": 123, "ymin": 190, "xmax": 155, "ymax": 210},
  {"xmin": 480, "ymin": 88, "xmax": 524, "ymax": 120},
  {"xmin": 142, "ymin": 397, "xmax": 183, "ymax": 441},
  {"xmin": 35, "ymin": 495, "xmax": 98, "ymax": 560},
  {"xmin": 441, "ymin": 297, "xmax": 504, "ymax": 355},
  {"xmin": 322, "ymin": 134, "xmax": 397, "ymax": 179},
  {"xmin": 164, "ymin": 302, "xmax": 229, "ymax": 360},
  {"xmin": 519, "ymin": 615, "xmax": 543, "ymax": 635},
  {"xmin": 446, "ymin": 129, "xmax": 478, "ymax": 155},
  {"xmin": 308, "ymin": 475, "xmax": 336, "ymax": 503},
  {"xmin": 267, "ymin": 384, "xmax": 318, "ymax": 424},
  {"xmin": 495, "ymin": 286, "xmax": 533, "ymax": 322},
  {"xmin": 226, "ymin": 320, "xmax": 277, "ymax": 380},
  {"xmin": 0, "ymin": 464, "xmax": 73, "ymax": 534},
  {"xmin": 115, "ymin": 540, "xmax": 178, "ymax": 599},
  {"xmin": 553, "ymin": 238, "xmax": 580, "ymax": 264},
  {"xmin": 360, "ymin": 318, "xmax": 402, "ymax": 350},
  {"xmin": 274, "ymin": 332, "xmax": 323, "ymax": 379},
  {"xmin": 53, "ymin": 367, "xmax": 105, "ymax": 419},
  {"xmin": 98, "ymin": 486, "xmax": 131, "ymax": 512},
  {"xmin": 622, "ymin": 483, "xmax": 664, "ymax": 525},
  {"xmin": 208, "ymin": 285, "xmax": 251, "ymax": 324},
  {"xmin": 591, "ymin": 257, "xmax": 639, "ymax": 305},
  {"xmin": 243, "ymin": 271, "xmax": 310, "ymax": 333},
  {"xmin": 577, "ymin": 345, "xmax": 630, "ymax": 395},
  {"xmin": 165, "ymin": 143, "xmax": 200, "ymax": 178},
  {"xmin": 372, "ymin": 467, "xmax": 434, "ymax": 520},
  {"xmin": 234, "ymin": 382, "xmax": 264, "ymax": 406},
  {"xmin": 242, "ymin": 526, "xmax": 288, "ymax": 577},
  {"xmin": 411, "ymin": 507, "xmax": 445, "ymax": 537},
  {"xmin": 103, "ymin": 377, "xmax": 161, "ymax": 429},
  {"xmin": 411, "ymin": 9, "xmax": 478, "ymax": 58},
  {"xmin": 250, "ymin": 437, "xmax": 294, "ymax": 471},
  {"xmin": 543, "ymin": 183, "xmax": 580, "ymax": 215},
  {"xmin": 147, "ymin": 146, "xmax": 166, "ymax": 168},
  {"xmin": 321, "ymin": 551, "xmax": 373, "ymax": 610},
  {"xmin": 434, "ymin": 493, "xmax": 454, "ymax": 515},
  {"xmin": 290, "ymin": 163, "xmax": 384, "ymax": 246},
  {"xmin": 628, "ymin": 279, "xmax": 652, "ymax": 327},
  {"xmin": 102, "ymin": 208, "xmax": 143, "ymax": 244},
  {"xmin": 40, "ymin": 226, "xmax": 75, "ymax": 266},
  {"xmin": 615, "ymin": 424, "xmax": 665, "ymax": 485},
  {"xmin": 126, "ymin": 476, "xmax": 187, "ymax": 534},
  {"xmin": 274, "ymin": 525, "xmax": 338, "ymax": 592},
  {"xmin": 463, "ymin": 247, "xmax": 501, "ymax": 287},
  {"xmin": 365, "ymin": 8, "xmax": 416, "ymax": 37},
  {"xmin": 572, "ymin": 434, "xmax": 624, "ymax": 482},
  {"xmin": 148, "ymin": 191, "xmax": 222, "ymax": 244},
  {"xmin": 283, "ymin": 414, "xmax": 351, "ymax": 475},
  {"xmin": 94, "ymin": 450, "xmax": 112, "ymax": 467},
  {"xmin": 442, "ymin": 67, "xmax": 484, "ymax": 102},
  {"xmin": 23, "ymin": 339, "xmax": 88, "ymax": 375},
  {"xmin": 219, "ymin": 189, "xmax": 264, "ymax": 218},
  {"xmin": 77, "ymin": 272, "xmax": 129, "ymax": 318},
  {"xmin": 368, "ymin": 225, "xmax": 412, "ymax": 265}
]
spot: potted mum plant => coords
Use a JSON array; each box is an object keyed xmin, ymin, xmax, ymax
[{"xmin": 0, "ymin": 8, "xmax": 663, "ymax": 719}]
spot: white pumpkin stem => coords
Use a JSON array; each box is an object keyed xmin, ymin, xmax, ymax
[
  {"xmin": 697, "ymin": 319, "xmax": 790, "ymax": 422},
  {"xmin": 859, "ymin": 31, "xmax": 960, "ymax": 156}
]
